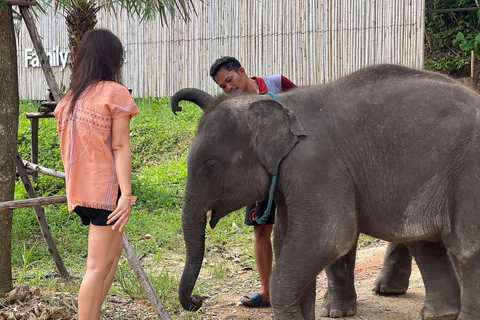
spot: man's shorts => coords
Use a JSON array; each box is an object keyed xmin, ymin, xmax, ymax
[
  {"xmin": 244, "ymin": 197, "xmax": 276, "ymax": 226},
  {"xmin": 74, "ymin": 206, "xmax": 116, "ymax": 226}
]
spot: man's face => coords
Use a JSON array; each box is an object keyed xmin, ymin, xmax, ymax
[{"xmin": 214, "ymin": 66, "xmax": 248, "ymax": 95}]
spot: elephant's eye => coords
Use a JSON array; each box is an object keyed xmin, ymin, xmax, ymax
[{"xmin": 204, "ymin": 159, "xmax": 217, "ymax": 173}]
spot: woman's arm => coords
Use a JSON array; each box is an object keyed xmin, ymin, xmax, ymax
[{"xmin": 108, "ymin": 116, "xmax": 133, "ymax": 232}]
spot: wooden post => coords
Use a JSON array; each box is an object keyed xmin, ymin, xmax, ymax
[
  {"xmin": 471, "ymin": 51, "xmax": 475, "ymax": 79},
  {"xmin": 122, "ymin": 235, "xmax": 172, "ymax": 320},
  {"xmin": 30, "ymin": 118, "xmax": 38, "ymax": 178},
  {"xmin": 26, "ymin": 112, "xmax": 55, "ymax": 178},
  {"xmin": 19, "ymin": 6, "xmax": 63, "ymax": 103},
  {"xmin": 15, "ymin": 152, "xmax": 69, "ymax": 278},
  {"xmin": 472, "ymin": 50, "xmax": 477, "ymax": 89}
]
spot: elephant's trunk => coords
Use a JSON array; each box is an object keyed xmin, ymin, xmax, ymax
[
  {"xmin": 179, "ymin": 206, "xmax": 207, "ymax": 311},
  {"xmin": 170, "ymin": 88, "xmax": 216, "ymax": 115}
]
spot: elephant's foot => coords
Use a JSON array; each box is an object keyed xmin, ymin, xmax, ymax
[
  {"xmin": 372, "ymin": 242, "xmax": 412, "ymax": 295},
  {"xmin": 320, "ymin": 291, "xmax": 356, "ymax": 318},
  {"xmin": 420, "ymin": 312, "xmax": 459, "ymax": 320},
  {"xmin": 371, "ymin": 270, "xmax": 410, "ymax": 295},
  {"xmin": 419, "ymin": 301, "xmax": 459, "ymax": 320}
]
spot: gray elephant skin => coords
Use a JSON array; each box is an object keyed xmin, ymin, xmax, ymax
[{"xmin": 173, "ymin": 64, "xmax": 480, "ymax": 320}]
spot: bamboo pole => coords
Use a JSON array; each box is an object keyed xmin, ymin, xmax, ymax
[
  {"xmin": 19, "ymin": 6, "xmax": 63, "ymax": 103},
  {"xmin": 15, "ymin": 152, "xmax": 69, "ymax": 278},
  {"xmin": 122, "ymin": 234, "xmax": 172, "ymax": 320},
  {"xmin": 0, "ymin": 195, "xmax": 67, "ymax": 211}
]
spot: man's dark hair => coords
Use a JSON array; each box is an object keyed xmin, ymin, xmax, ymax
[{"xmin": 209, "ymin": 56, "xmax": 242, "ymax": 80}]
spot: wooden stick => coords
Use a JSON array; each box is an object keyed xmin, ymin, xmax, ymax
[
  {"xmin": 0, "ymin": 195, "xmax": 67, "ymax": 211},
  {"xmin": 472, "ymin": 50, "xmax": 475, "ymax": 79},
  {"xmin": 22, "ymin": 160, "xmax": 65, "ymax": 180},
  {"xmin": 19, "ymin": 6, "xmax": 63, "ymax": 102},
  {"xmin": 5, "ymin": 0, "xmax": 37, "ymax": 5},
  {"xmin": 122, "ymin": 234, "xmax": 172, "ymax": 320},
  {"xmin": 26, "ymin": 112, "xmax": 55, "ymax": 119},
  {"xmin": 15, "ymin": 152, "xmax": 70, "ymax": 278}
]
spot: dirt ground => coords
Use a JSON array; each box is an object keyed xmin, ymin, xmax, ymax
[
  {"xmin": 0, "ymin": 240, "xmax": 425, "ymax": 320},
  {"xmin": 195, "ymin": 240, "xmax": 425, "ymax": 320}
]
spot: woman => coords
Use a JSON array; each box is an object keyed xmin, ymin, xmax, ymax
[{"xmin": 54, "ymin": 28, "xmax": 139, "ymax": 320}]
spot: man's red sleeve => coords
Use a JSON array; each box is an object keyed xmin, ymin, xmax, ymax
[{"xmin": 281, "ymin": 76, "xmax": 297, "ymax": 92}]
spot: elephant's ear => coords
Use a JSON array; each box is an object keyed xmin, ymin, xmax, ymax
[{"xmin": 248, "ymin": 100, "xmax": 307, "ymax": 175}]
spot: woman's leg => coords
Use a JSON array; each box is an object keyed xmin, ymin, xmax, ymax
[
  {"xmin": 101, "ymin": 235, "xmax": 124, "ymax": 300},
  {"xmin": 78, "ymin": 225, "xmax": 123, "ymax": 320}
]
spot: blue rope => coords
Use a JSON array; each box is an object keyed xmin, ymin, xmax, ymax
[
  {"xmin": 267, "ymin": 92, "xmax": 278, "ymax": 101},
  {"xmin": 255, "ymin": 175, "xmax": 277, "ymax": 225},
  {"xmin": 255, "ymin": 92, "xmax": 279, "ymax": 225},
  {"xmin": 13, "ymin": 273, "xmax": 84, "ymax": 280}
]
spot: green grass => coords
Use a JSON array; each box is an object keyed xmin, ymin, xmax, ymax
[
  {"xmin": 12, "ymin": 98, "xmax": 256, "ymax": 318},
  {"xmin": 11, "ymin": 98, "xmax": 374, "ymax": 318}
]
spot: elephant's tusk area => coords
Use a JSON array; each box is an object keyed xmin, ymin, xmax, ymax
[{"xmin": 206, "ymin": 210, "xmax": 212, "ymax": 222}]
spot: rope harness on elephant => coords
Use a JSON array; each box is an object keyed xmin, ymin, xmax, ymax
[{"xmin": 251, "ymin": 92, "xmax": 279, "ymax": 225}]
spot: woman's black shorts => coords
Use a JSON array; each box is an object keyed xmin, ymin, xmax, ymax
[{"xmin": 74, "ymin": 206, "xmax": 115, "ymax": 226}]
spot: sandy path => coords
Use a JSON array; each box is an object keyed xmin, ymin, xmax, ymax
[{"xmin": 199, "ymin": 240, "xmax": 425, "ymax": 320}]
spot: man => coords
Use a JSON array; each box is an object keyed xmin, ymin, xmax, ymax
[{"xmin": 209, "ymin": 56, "xmax": 297, "ymax": 307}]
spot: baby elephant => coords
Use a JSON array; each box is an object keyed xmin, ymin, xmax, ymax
[{"xmin": 174, "ymin": 64, "xmax": 479, "ymax": 320}]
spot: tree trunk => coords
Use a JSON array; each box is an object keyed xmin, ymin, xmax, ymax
[{"xmin": 0, "ymin": 5, "xmax": 19, "ymax": 296}]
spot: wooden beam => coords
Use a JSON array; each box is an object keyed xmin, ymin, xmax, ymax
[
  {"xmin": 425, "ymin": 7, "xmax": 480, "ymax": 14},
  {"xmin": 0, "ymin": 195, "xmax": 67, "ymax": 211},
  {"xmin": 26, "ymin": 112, "xmax": 55, "ymax": 119},
  {"xmin": 19, "ymin": 6, "xmax": 63, "ymax": 102},
  {"xmin": 5, "ymin": 0, "xmax": 37, "ymax": 5}
]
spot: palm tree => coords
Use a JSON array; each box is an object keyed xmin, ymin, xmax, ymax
[
  {"xmin": 53, "ymin": 0, "xmax": 196, "ymax": 67},
  {"xmin": 61, "ymin": 0, "xmax": 101, "ymax": 64}
]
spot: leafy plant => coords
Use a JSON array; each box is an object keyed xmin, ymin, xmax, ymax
[
  {"xmin": 17, "ymin": 242, "xmax": 38, "ymax": 283},
  {"xmin": 425, "ymin": 0, "xmax": 480, "ymax": 74}
]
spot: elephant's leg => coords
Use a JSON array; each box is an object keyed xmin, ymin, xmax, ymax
[
  {"xmin": 372, "ymin": 242, "xmax": 412, "ymax": 295},
  {"xmin": 448, "ymin": 165, "xmax": 480, "ymax": 320},
  {"xmin": 272, "ymin": 200, "xmax": 317, "ymax": 320},
  {"xmin": 407, "ymin": 241, "xmax": 460, "ymax": 320},
  {"xmin": 299, "ymin": 280, "xmax": 316, "ymax": 320},
  {"xmin": 321, "ymin": 241, "xmax": 358, "ymax": 318},
  {"xmin": 453, "ymin": 253, "xmax": 480, "ymax": 320},
  {"xmin": 270, "ymin": 211, "xmax": 357, "ymax": 319}
]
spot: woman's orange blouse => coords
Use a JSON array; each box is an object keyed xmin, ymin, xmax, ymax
[{"xmin": 54, "ymin": 81, "xmax": 139, "ymax": 212}]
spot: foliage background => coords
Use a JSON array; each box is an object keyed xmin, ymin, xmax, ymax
[{"xmin": 425, "ymin": 0, "xmax": 480, "ymax": 76}]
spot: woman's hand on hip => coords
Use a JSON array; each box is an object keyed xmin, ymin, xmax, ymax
[{"xmin": 108, "ymin": 197, "xmax": 131, "ymax": 232}]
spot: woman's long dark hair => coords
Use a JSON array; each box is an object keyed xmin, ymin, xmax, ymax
[{"xmin": 68, "ymin": 28, "xmax": 124, "ymax": 113}]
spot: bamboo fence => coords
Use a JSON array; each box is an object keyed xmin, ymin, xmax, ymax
[{"xmin": 15, "ymin": 0, "xmax": 424, "ymax": 100}]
